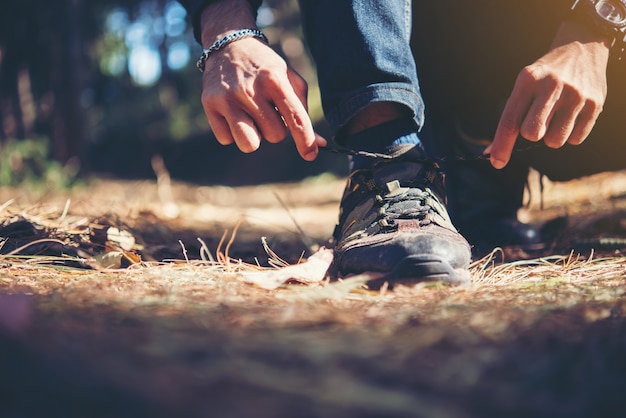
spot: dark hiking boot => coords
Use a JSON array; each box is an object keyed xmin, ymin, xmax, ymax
[
  {"xmin": 426, "ymin": 120, "xmax": 544, "ymax": 257},
  {"xmin": 446, "ymin": 154, "xmax": 544, "ymax": 257},
  {"xmin": 332, "ymin": 146, "xmax": 471, "ymax": 286}
]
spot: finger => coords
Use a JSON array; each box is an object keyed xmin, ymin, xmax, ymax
[
  {"xmin": 315, "ymin": 132, "xmax": 328, "ymax": 148},
  {"xmin": 491, "ymin": 84, "xmax": 533, "ymax": 169},
  {"xmin": 206, "ymin": 112, "xmax": 235, "ymax": 146},
  {"xmin": 284, "ymin": 70, "xmax": 323, "ymax": 160},
  {"xmin": 542, "ymin": 109, "xmax": 576, "ymax": 149},
  {"xmin": 254, "ymin": 103, "xmax": 287, "ymax": 144},
  {"xmin": 202, "ymin": 92, "xmax": 236, "ymax": 146},
  {"xmin": 288, "ymin": 69, "xmax": 331, "ymax": 153},
  {"xmin": 519, "ymin": 79, "xmax": 562, "ymax": 142},
  {"xmin": 271, "ymin": 87, "xmax": 319, "ymax": 161},
  {"xmin": 229, "ymin": 82, "xmax": 288, "ymax": 144},
  {"xmin": 287, "ymin": 69, "xmax": 309, "ymax": 111},
  {"xmin": 227, "ymin": 109, "xmax": 262, "ymax": 153},
  {"xmin": 567, "ymin": 100, "xmax": 601, "ymax": 146},
  {"xmin": 543, "ymin": 95, "xmax": 585, "ymax": 149}
]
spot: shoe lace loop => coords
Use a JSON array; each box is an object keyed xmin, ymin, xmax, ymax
[{"xmin": 376, "ymin": 181, "xmax": 448, "ymax": 228}]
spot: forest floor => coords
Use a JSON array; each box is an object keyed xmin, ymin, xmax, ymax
[{"xmin": 1, "ymin": 169, "xmax": 626, "ymax": 418}]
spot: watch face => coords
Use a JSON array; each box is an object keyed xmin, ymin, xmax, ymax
[{"xmin": 595, "ymin": 0, "xmax": 626, "ymax": 26}]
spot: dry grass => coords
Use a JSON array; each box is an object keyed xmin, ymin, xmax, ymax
[
  {"xmin": 0, "ymin": 174, "xmax": 624, "ymax": 328},
  {"xmin": 1, "ymin": 175, "xmax": 626, "ymax": 418},
  {"xmin": 0, "ymin": 212, "xmax": 624, "ymax": 330}
]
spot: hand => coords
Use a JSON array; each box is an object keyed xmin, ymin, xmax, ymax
[
  {"xmin": 198, "ymin": 0, "xmax": 326, "ymax": 161},
  {"xmin": 487, "ymin": 21, "xmax": 611, "ymax": 169},
  {"xmin": 201, "ymin": 39, "xmax": 326, "ymax": 160}
]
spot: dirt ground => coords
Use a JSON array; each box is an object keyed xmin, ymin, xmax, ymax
[{"xmin": 1, "ymin": 169, "xmax": 626, "ymax": 418}]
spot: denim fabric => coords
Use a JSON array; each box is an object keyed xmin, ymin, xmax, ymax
[
  {"xmin": 184, "ymin": 0, "xmax": 626, "ymax": 180},
  {"xmin": 299, "ymin": 0, "xmax": 424, "ymax": 137}
]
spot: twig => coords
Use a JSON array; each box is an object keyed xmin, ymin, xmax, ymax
[
  {"xmin": 179, "ymin": 240, "xmax": 189, "ymax": 263},
  {"xmin": 0, "ymin": 199, "xmax": 15, "ymax": 214},
  {"xmin": 197, "ymin": 237, "xmax": 215, "ymax": 263},
  {"xmin": 216, "ymin": 229, "xmax": 229, "ymax": 266},
  {"xmin": 214, "ymin": 220, "xmax": 243, "ymax": 271},
  {"xmin": 58, "ymin": 199, "xmax": 71, "ymax": 222},
  {"xmin": 3, "ymin": 238, "xmax": 68, "ymax": 256},
  {"xmin": 262, "ymin": 236, "xmax": 290, "ymax": 268},
  {"xmin": 223, "ymin": 219, "xmax": 242, "ymax": 271},
  {"xmin": 272, "ymin": 191, "xmax": 317, "ymax": 253}
]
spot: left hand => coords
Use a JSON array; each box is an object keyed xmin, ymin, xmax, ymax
[{"xmin": 487, "ymin": 21, "xmax": 611, "ymax": 169}]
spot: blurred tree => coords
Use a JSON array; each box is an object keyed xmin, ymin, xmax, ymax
[
  {"xmin": 0, "ymin": 0, "xmax": 342, "ymax": 185},
  {"xmin": 0, "ymin": 0, "xmax": 196, "ymax": 170},
  {"xmin": 0, "ymin": 0, "xmax": 87, "ymax": 163},
  {"xmin": 0, "ymin": 0, "xmax": 136, "ymax": 168}
]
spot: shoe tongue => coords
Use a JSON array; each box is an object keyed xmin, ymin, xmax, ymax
[{"xmin": 371, "ymin": 145, "xmax": 425, "ymax": 186}]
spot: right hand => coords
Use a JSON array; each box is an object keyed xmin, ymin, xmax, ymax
[
  {"xmin": 486, "ymin": 21, "xmax": 610, "ymax": 169},
  {"xmin": 201, "ymin": 37, "xmax": 326, "ymax": 161}
]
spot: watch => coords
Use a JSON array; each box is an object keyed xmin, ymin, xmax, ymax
[{"xmin": 571, "ymin": 0, "xmax": 626, "ymax": 43}]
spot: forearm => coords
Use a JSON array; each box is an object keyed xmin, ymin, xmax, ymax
[
  {"xmin": 199, "ymin": 0, "xmax": 259, "ymax": 47},
  {"xmin": 178, "ymin": 0, "xmax": 262, "ymax": 44}
]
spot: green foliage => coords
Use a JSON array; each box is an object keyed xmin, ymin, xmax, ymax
[
  {"xmin": 0, "ymin": 0, "xmax": 334, "ymax": 183},
  {"xmin": 0, "ymin": 138, "xmax": 79, "ymax": 188},
  {"xmin": 95, "ymin": 31, "xmax": 128, "ymax": 77}
]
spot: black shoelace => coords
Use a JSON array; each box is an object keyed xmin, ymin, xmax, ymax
[{"xmin": 318, "ymin": 143, "xmax": 545, "ymax": 164}]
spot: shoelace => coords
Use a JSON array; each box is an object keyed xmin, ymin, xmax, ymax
[
  {"xmin": 376, "ymin": 182, "xmax": 454, "ymax": 231},
  {"xmin": 319, "ymin": 144, "xmax": 489, "ymax": 163},
  {"xmin": 319, "ymin": 143, "xmax": 545, "ymax": 164},
  {"xmin": 378, "ymin": 189, "xmax": 432, "ymax": 224}
]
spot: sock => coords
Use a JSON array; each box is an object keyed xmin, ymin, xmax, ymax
[{"xmin": 341, "ymin": 118, "xmax": 424, "ymax": 170}]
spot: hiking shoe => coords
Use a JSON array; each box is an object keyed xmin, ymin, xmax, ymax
[
  {"xmin": 443, "ymin": 128, "xmax": 544, "ymax": 257},
  {"xmin": 332, "ymin": 147, "xmax": 471, "ymax": 286}
]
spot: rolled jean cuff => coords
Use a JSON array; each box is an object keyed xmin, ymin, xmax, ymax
[{"xmin": 325, "ymin": 83, "xmax": 426, "ymax": 140}]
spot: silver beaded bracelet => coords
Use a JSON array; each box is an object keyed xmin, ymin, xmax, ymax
[{"xmin": 196, "ymin": 28, "xmax": 268, "ymax": 72}]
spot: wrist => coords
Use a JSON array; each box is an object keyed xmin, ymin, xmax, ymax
[
  {"xmin": 550, "ymin": 20, "xmax": 611, "ymax": 67},
  {"xmin": 554, "ymin": 19, "xmax": 615, "ymax": 48},
  {"xmin": 196, "ymin": 29, "xmax": 268, "ymax": 72},
  {"xmin": 567, "ymin": 0, "xmax": 626, "ymax": 56}
]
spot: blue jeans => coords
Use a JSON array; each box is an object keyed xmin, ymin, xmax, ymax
[{"xmin": 299, "ymin": 0, "xmax": 424, "ymax": 137}]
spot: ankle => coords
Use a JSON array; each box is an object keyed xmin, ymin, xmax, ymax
[
  {"xmin": 344, "ymin": 102, "xmax": 412, "ymax": 136},
  {"xmin": 341, "ymin": 118, "xmax": 423, "ymax": 170}
]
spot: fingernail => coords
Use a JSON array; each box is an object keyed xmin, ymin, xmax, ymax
[
  {"xmin": 315, "ymin": 133, "xmax": 328, "ymax": 147},
  {"xmin": 491, "ymin": 157, "xmax": 505, "ymax": 169},
  {"xmin": 305, "ymin": 150, "xmax": 318, "ymax": 161}
]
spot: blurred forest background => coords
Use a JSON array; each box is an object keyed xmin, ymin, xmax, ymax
[{"xmin": 0, "ymin": 0, "xmax": 345, "ymax": 187}]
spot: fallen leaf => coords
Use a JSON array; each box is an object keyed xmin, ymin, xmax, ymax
[
  {"xmin": 106, "ymin": 227, "xmax": 136, "ymax": 251},
  {"xmin": 238, "ymin": 247, "xmax": 334, "ymax": 290},
  {"xmin": 92, "ymin": 251, "xmax": 123, "ymax": 269}
]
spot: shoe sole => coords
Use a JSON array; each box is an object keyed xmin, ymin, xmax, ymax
[{"xmin": 365, "ymin": 254, "xmax": 470, "ymax": 288}]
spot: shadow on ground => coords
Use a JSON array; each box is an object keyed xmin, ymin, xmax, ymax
[{"xmin": 2, "ymin": 290, "xmax": 626, "ymax": 418}]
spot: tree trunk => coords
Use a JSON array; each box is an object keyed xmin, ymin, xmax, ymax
[{"xmin": 50, "ymin": 0, "xmax": 85, "ymax": 165}]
